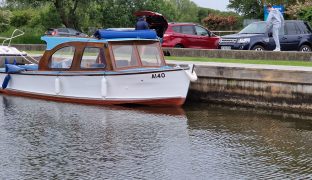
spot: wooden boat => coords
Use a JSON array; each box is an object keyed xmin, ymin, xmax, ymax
[{"xmin": 0, "ymin": 29, "xmax": 197, "ymax": 106}]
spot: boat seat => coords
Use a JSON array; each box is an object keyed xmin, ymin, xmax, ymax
[
  {"xmin": 90, "ymin": 63, "xmax": 105, "ymax": 68},
  {"xmin": 115, "ymin": 60, "xmax": 129, "ymax": 67}
]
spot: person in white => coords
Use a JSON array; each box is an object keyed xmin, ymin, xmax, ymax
[{"xmin": 266, "ymin": 4, "xmax": 284, "ymax": 51}]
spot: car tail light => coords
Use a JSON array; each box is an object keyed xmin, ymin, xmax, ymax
[{"xmin": 163, "ymin": 34, "xmax": 171, "ymax": 41}]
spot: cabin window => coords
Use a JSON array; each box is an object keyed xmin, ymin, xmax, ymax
[
  {"xmin": 50, "ymin": 46, "xmax": 75, "ymax": 69},
  {"xmin": 137, "ymin": 42, "xmax": 163, "ymax": 66},
  {"xmin": 81, "ymin": 47, "xmax": 105, "ymax": 69},
  {"xmin": 112, "ymin": 44, "xmax": 139, "ymax": 68}
]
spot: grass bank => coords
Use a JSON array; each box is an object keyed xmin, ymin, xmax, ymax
[
  {"xmin": 0, "ymin": 28, "xmax": 44, "ymax": 44},
  {"xmin": 25, "ymin": 52, "xmax": 312, "ymax": 67},
  {"xmin": 165, "ymin": 56, "xmax": 312, "ymax": 67}
]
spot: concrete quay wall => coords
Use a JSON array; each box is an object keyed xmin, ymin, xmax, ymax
[{"xmin": 188, "ymin": 63, "xmax": 312, "ymax": 112}]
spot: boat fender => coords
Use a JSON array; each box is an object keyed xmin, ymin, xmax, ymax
[
  {"xmin": 185, "ymin": 70, "xmax": 198, "ymax": 82},
  {"xmin": 55, "ymin": 77, "xmax": 61, "ymax": 94},
  {"xmin": 5, "ymin": 64, "xmax": 25, "ymax": 73},
  {"xmin": 2, "ymin": 74, "xmax": 11, "ymax": 89},
  {"xmin": 101, "ymin": 76, "xmax": 107, "ymax": 98}
]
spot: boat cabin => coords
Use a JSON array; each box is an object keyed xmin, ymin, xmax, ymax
[{"xmin": 39, "ymin": 30, "xmax": 166, "ymax": 72}]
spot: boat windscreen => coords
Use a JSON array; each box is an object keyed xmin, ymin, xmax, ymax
[
  {"xmin": 137, "ymin": 42, "xmax": 163, "ymax": 66},
  {"xmin": 111, "ymin": 42, "xmax": 164, "ymax": 69}
]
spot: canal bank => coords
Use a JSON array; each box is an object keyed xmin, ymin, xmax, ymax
[{"xmin": 169, "ymin": 60, "xmax": 312, "ymax": 112}]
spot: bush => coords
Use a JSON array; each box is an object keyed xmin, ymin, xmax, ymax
[
  {"xmin": 35, "ymin": 6, "xmax": 62, "ymax": 30},
  {"xmin": 202, "ymin": 14, "xmax": 239, "ymax": 30},
  {"xmin": 0, "ymin": 10, "xmax": 12, "ymax": 32},
  {"xmin": 298, "ymin": 6, "xmax": 312, "ymax": 26},
  {"xmin": 10, "ymin": 10, "xmax": 33, "ymax": 27},
  {"xmin": 0, "ymin": 27, "xmax": 44, "ymax": 44}
]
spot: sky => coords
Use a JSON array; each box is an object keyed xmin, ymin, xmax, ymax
[{"xmin": 191, "ymin": 0, "xmax": 230, "ymax": 11}]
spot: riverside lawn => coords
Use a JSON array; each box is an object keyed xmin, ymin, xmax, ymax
[{"xmin": 27, "ymin": 51, "xmax": 312, "ymax": 67}]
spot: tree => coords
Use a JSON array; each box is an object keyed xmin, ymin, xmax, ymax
[
  {"xmin": 6, "ymin": 0, "xmax": 93, "ymax": 30},
  {"xmin": 227, "ymin": 0, "xmax": 306, "ymax": 19},
  {"xmin": 202, "ymin": 13, "xmax": 239, "ymax": 30},
  {"xmin": 286, "ymin": 1, "xmax": 312, "ymax": 25},
  {"xmin": 169, "ymin": 0, "xmax": 198, "ymax": 22},
  {"xmin": 0, "ymin": 10, "xmax": 11, "ymax": 32},
  {"xmin": 10, "ymin": 10, "xmax": 33, "ymax": 27},
  {"xmin": 227, "ymin": 0, "xmax": 263, "ymax": 19}
]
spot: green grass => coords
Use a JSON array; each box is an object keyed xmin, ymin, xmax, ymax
[
  {"xmin": 25, "ymin": 52, "xmax": 312, "ymax": 67},
  {"xmin": 0, "ymin": 27, "xmax": 45, "ymax": 44},
  {"xmin": 28, "ymin": 51, "xmax": 44, "ymax": 54},
  {"xmin": 165, "ymin": 56, "xmax": 312, "ymax": 67}
]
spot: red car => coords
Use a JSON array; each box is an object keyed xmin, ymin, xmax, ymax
[
  {"xmin": 162, "ymin": 23, "xmax": 220, "ymax": 49},
  {"xmin": 134, "ymin": 11, "xmax": 219, "ymax": 49}
]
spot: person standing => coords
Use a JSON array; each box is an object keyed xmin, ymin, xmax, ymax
[
  {"xmin": 266, "ymin": 4, "xmax": 284, "ymax": 51},
  {"xmin": 135, "ymin": 16, "xmax": 149, "ymax": 30}
]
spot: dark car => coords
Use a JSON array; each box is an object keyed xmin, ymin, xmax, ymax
[
  {"xmin": 162, "ymin": 22, "xmax": 220, "ymax": 49},
  {"xmin": 219, "ymin": 20, "xmax": 312, "ymax": 52},
  {"xmin": 45, "ymin": 28, "xmax": 88, "ymax": 38}
]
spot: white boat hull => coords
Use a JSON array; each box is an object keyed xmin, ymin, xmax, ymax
[{"xmin": 0, "ymin": 69, "xmax": 192, "ymax": 106}]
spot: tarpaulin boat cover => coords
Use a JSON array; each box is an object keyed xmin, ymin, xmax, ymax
[{"xmin": 94, "ymin": 29, "xmax": 157, "ymax": 39}]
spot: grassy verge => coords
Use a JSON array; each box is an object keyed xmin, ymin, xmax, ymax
[
  {"xmin": 25, "ymin": 52, "xmax": 312, "ymax": 67},
  {"xmin": 0, "ymin": 27, "xmax": 45, "ymax": 44},
  {"xmin": 165, "ymin": 56, "xmax": 312, "ymax": 67},
  {"xmin": 27, "ymin": 51, "xmax": 44, "ymax": 54}
]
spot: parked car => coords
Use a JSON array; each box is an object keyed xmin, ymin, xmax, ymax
[
  {"xmin": 45, "ymin": 28, "xmax": 88, "ymax": 38},
  {"xmin": 134, "ymin": 11, "xmax": 219, "ymax": 49},
  {"xmin": 219, "ymin": 20, "xmax": 312, "ymax": 52},
  {"xmin": 162, "ymin": 22, "xmax": 220, "ymax": 49}
]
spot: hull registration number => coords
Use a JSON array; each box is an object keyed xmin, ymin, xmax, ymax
[{"xmin": 152, "ymin": 73, "xmax": 166, "ymax": 79}]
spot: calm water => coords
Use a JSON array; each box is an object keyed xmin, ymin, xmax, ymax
[{"xmin": 0, "ymin": 95, "xmax": 311, "ymax": 179}]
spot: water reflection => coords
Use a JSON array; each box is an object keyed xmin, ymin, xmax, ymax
[
  {"xmin": 185, "ymin": 104, "xmax": 312, "ymax": 179},
  {"xmin": 0, "ymin": 96, "xmax": 311, "ymax": 179},
  {"xmin": 0, "ymin": 96, "xmax": 191, "ymax": 179}
]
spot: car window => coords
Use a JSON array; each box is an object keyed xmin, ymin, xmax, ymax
[
  {"xmin": 172, "ymin": 26, "xmax": 181, "ymax": 33},
  {"xmin": 81, "ymin": 47, "xmax": 105, "ymax": 69},
  {"xmin": 302, "ymin": 22, "xmax": 312, "ymax": 34},
  {"xmin": 181, "ymin": 25, "xmax": 195, "ymax": 35},
  {"xmin": 68, "ymin": 28, "xmax": 78, "ymax": 34},
  {"xmin": 285, "ymin": 22, "xmax": 300, "ymax": 35},
  {"xmin": 195, "ymin": 26, "xmax": 209, "ymax": 36},
  {"xmin": 239, "ymin": 22, "xmax": 266, "ymax": 34},
  {"xmin": 50, "ymin": 46, "xmax": 75, "ymax": 69},
  {"xmin": 58, "ymin": 28, "xmax": 69, "ymax": 33}
]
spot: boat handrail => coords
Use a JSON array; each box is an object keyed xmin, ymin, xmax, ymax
[
  {"xmin": 1, "ymin": 29, "xmax": 38, "ymax": 64},
  {"xmin": 1, "ymin": 29, "xmax": 25, "ymax": 47}
]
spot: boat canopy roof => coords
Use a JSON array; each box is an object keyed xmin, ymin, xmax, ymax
[{"xmin": 41, "ymin": 29, "xmax": 158, "ymax": 50}]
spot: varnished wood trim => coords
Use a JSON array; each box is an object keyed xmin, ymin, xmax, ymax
[
  {"xmin": 1, "ymin": 68, "xmax": 183, "ymax": 76},
  {"xmin": 39, "ymin": 42, "xmax": 109, "ymax": 71},
  {"xmin": 0, "ymin": 89, "xmax": 185, "ymax": 106}
]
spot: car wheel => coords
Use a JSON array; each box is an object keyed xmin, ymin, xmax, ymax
[
  {"xmin": 299, "ymin": 45, "xmax": 311, "ymax": 52},
  {"xmin": 174, "ymin": 44, "xmax": 184, "ymax": 48},
  {"xmin": 252, "ymin": 45, "xmax": 265, "ymax": 51}
]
